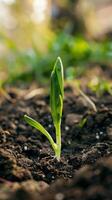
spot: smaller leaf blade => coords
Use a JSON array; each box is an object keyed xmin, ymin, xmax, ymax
[
  {"xmin": 24, "ymin": 115, "xmax": 56, "ymax": 151},
  {"xmin": 24, "ymin": 115, "xmax": 46, "ymax": 134}
]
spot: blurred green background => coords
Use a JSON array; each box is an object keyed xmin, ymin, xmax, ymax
[{"xmin": 0, "ymin": 0, "xmax": 112, "ymax": 86}]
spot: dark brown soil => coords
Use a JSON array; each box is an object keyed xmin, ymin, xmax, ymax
[{"xmin": 0, "ymin": 85, "xmax": 112, "ymax": 200}]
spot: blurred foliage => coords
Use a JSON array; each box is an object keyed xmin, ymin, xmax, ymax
[
  {"xmin": 0, "ymin": 32, "xmax": 112, "ymax": 85},
  {"xmin": 0, "ymin": 0, "xmax": 112, "ymax": 87},
  {"xmin": 89, "ymin": 77, "xmax": 112, "ymax": 96}
]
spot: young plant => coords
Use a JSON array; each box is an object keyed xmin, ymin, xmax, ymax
[{"xmin": 24, "ymin": 57, "xmax": 64, "ymax": 161}]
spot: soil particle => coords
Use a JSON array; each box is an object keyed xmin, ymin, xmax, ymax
[
  {"xmin": 65, "ymin": 113, "xmax": 82, "ymax": 126},
  {"xmin": 0, "ymin": 180, "xmax": 49, "ymax": 200},
  {"xmin": 107, "ymin": 126, "xmax": 112, "ymax": 139},
  {"xmin": 0, "ymin": 149, "xmax": 32, "ymax": 181}
]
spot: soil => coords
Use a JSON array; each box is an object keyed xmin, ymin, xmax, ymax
[{"xmin": 0, "ymin": 83, "xmax": 112, "ymax": 200}]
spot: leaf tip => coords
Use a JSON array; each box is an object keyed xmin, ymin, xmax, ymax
[
  {"xmin": 24, "ymin": 114, "xmax": 29, "ymax": 121},
  {"xmin": 56, "ymin": 56, "xmax": 62, "ymax": 65}
]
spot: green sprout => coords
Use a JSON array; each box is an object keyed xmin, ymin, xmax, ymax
[{"xmin": 24, "ymin": 57, "xmax": 64, "ymax": 161}]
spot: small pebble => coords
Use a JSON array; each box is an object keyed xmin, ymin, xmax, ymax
[
  {"xmin": 68, "ymin": 140, "xmax": 71, "ymax": 144},
  {"xmin": 48, "ymin": 124, "xmax": 52, "ymax": 128},
  {"xmin": 55, "ymin": 193, "xmax": 64, "ymax": 200},
  {"xmin": 42, "ymin": 174, "xmax": 45, "ymax": 178},
  {"xmin": 96, "ymin": 133, "xmax": 100, "ymax": 140},
  {"xmin": 24, "ymin": 146, "xmax": 28, "ymax": 151},
  {"xmin": 65, "ymin": 126, "xmax": 69, "ymax": 131}
]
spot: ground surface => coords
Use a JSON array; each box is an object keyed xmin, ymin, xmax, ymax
[{"xmin": 0, "ymin": 80, "xmax": 112, "ymax": 200}]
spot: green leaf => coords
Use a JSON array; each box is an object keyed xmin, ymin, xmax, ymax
[
  {"xmin": 24, "ymin": 115, "xmax": 56, "ymax": 151},
  {"xmin": 50, "ymin": 57, "xmax": 64, "ymax": 125}
]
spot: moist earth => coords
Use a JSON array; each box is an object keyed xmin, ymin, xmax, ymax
[{"xmin": 0, "ymin": 85, "xmax": 112, "ymax": 200}]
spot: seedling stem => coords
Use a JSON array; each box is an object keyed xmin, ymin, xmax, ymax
[{"xmin": 24, "ymin": 57, "xmax": 64, "ymax": 161}]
